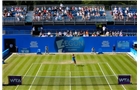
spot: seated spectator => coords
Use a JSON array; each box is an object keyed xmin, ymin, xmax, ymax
[
  {"xmin": 77, "ymin": 12, "xmax": 80, "ymax": 16},
  {"xmin": 7, "ymin": 11, "xmax": 11, "ymax": 17},
  {"xmin": 82, "ymin": 14, "xmax": 85, "ymax": 20},
  {"xmin": 47, "ymin": 31, "xmax": 51, "ymax": 36},
  {"xmin": 106, "ymin": 31, "xmax": 109, "ymax": 36},
  {"xmin": 133, "ymin": 13, "xmax": 137, "ymax": 19},
  {"xmin": 85, "ymin": 30, "xmax": 89, "ymax": 37},
  {"xmin": 11, "ymin": 6, "xmax": 14, "ymax": 12},
  {"xmin": 78, "ymin": 31, "xmax": 80, "ymax": 36},
  {"xmin": 96, "ymin": 31, "xmax": 100, "ymax": 36},
  {"xmin": 69, "ymin": 31, "xmax": 73, "ymax": 36},
  {"xmin": 103, "ymin": 12, "xmax": 106, "ymax": 16},
  {"xmin": 60, "ymin": 3, "xmax": 64, "ymax": 7},
  {"xmin": 32, "ymin": 27, "xmax": 35, "ymax": 31},
  {"xmin": 63, "ymin": 31, "xmax": 67, "ymax": 36},
  {"xmin": 56, "ymin": 31, "xmax": 59, "ymax": 37},
  {"xmin": 109, "ymin": 31, "xmax": 112, "ymax": 36},
  {"xmin": 126, "ymin": 13, "xmax": 132, "ymax": 21},
  {"xmin": 91, "ymin": 47, "xmax": 96, "ymax": 53},
  {"xmin": 119, "ymin": 12, "xmax": 124, "ymax": 20},
  {"xmin": 126, "ymin": 7, "xmax": 129, "ymax": 11},
  {"xmin": 58, "ymin": 31, "xmax": 62, "ymax": 36},
  {"xmin": 92, "ymin": 32, "xmax": 97, "ymax": 37},
  {"xmin": 83, "ymin": 33, "xmax": 86, "ymax": 37},
  {"xmin": 42, "ymin": 34, "xmax": 47, "ymax": 37},
  {"xmin": 50, "ymin": 34, "xmax": 53, "ymax": 37},
  {"xmin": 74, "ymin": 30, "xmax": 78, "ymax": 37},
  {"xmin": 68, "ymin": 12, "xmax": 74, "ymax": 21},
  {"xmin": 39, "ymin": 32, "xmax": 42, "ymax": 37},
  {"xmin": 86, "ymin": 12, "xmax": 91, "ymax": 20},
  {"xmin": 112, "ymin": 31, "xmax": 115, "ymax": 36},
  {"xmin": 119, "ymin": 30, "xmax": 123, "ymax": 36}
]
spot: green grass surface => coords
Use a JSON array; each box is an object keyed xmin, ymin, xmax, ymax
[{"xmin": 3, "ymin": 53, "xmax": 137, "ymax": 90}]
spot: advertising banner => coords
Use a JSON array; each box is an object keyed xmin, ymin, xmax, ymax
[
  {"xmin": 118, "ymin": 75, "xmax": 131, "ymax": 84},
  {"xmin": 20, "ymin": 48, "xmax": 30, "ymax": 53},
  {"xmin": 55, "ymin": 37, "xmax": 85, "ymax": 52},
  {"xmin": 8, "ymin": 76, "xmax": 22, "ymax": 85},
  {"xmin": 3, "ymin": 35, "xmax": 137, "ymax": 52}
]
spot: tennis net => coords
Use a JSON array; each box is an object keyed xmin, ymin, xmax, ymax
[{"xmin": 22, "ymin": 75, "xmax": 119, "ymax": 86}]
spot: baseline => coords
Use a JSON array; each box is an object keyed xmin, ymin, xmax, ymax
[{"xmin": 4, "ymin": 53, "xmax": 15, "ymax": 62}]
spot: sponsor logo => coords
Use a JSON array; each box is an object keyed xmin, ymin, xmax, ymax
[
  {"xmin": 10, "ymin": 79, "xmax": 21, "ymax": 83},
  {"xmin": 101, "ymin": 41, "xmax": 110, "ymax": 47},
  {"xmin": 30, "ymin": 41, "xmax": 38, "ymax": 48},
  {"xmin": 55, "ymin": 37, "xmax": 85, "ymax": 52},
  {"xmin": 117, "ymin": 41, "xmax": 129, "ymax": 49},
  {"xmin": 118, "ymin": 78, "xmax": 130, "ymax": 82},
  {"xmin": 8, "ymin": 76, "xmax": 22, "ymax": 85},
  {"xmin": 118, "ymin": 75, "xmax": 131, "ymax": 84},
  {"xmin": 20, "ymin": 48, "xmax": 29, "ymax": 53}
]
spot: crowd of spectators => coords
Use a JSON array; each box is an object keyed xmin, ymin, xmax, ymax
[
  {"xmin": 33, "ymin": 4, "xmax": 106, "ymax": 21},
  {"xmin": 111, "ymin": 6, "xmax": 137, "ymax": 21},
  {"xmin": 3, "ymin": 5, "xmax": 137, "ymax": 22},
  {"xmin": 31, "ymin": 25, "xmax": 137, "ymax": 37},
  {"xmin": 3, "ymin": 6, "xmax": 27, "ymax": 21},
  {"xmin": 37, "ymin": 29, "xmax": 134, "ymax": 37}
]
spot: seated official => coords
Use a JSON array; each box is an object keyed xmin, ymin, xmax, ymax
[{"xmin": 91, "ymin": 47, "xmax": 96, "ymax": 53}]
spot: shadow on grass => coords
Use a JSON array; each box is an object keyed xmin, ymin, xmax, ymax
[{"xmin": 76, "ymin": 64, "xmax": 84, "ymax": 67}]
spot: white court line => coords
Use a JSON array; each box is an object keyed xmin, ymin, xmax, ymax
[
  {"xmin": 69, "ymin": 71, "xmax": 71, "ymax": 90},
  {"xmin": 106, "ymin": 62, "xmax": 126, "ymax": 90},
  {"xmin": 39, "ymin": 71, "xmax": 101, "ymax": 72},
  {"xmin": 28, "ymin": 64, "xmax": 43, "ymax": 90},
  {"xmin": 32, "ymin": 62, "xmax": 108, "ymax": 65},
  {"xmin": 98, "ymin": 63, "xmax": 113, "ymax": 90},
  {"xmin": 126, "ymin": 53, "xmax": 137, "ymax": 62},
  {"xmin": 3, "ymin": 53, "xmax": 15, "ymax": 71},
  {"xmin": 4, "ymin": 53, "xmax": 14, "ymax": 61},
  {"xmin": 15, "ymin": 63, "xmax": 34, "ymax": 90}
]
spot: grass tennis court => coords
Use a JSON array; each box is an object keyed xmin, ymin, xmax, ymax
[{"xmin": 3, "ymin": 53, "xmax": 137, "ymax": 90}]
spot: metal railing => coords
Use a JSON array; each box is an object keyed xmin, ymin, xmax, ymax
[
  {"xmin": 3, "ymin": 17, "xmax": 137, "ymax": 25},
  {"xmin": 111, "ymin": 5, "xmax": 137, "ymax": 10}
]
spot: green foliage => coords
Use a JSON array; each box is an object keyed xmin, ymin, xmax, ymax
[{"xmin": 3, "ymin": 1, "xmax": 137, "ymax": 5}]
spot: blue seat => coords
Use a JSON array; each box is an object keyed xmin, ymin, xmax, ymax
[
  {"xmin": 64, "ymin": 16, "xmax": 70, "ymax": 21},
  {"xmin": 73, "ymin": 14, "xmax": 77, "ymax": 17},
  {"xmin": 75, "ymin": 16, "xmax": 82, "ymax": 21},
  {"xmin": 101, "ymin": 16, "xmax": 105, "ymax": 19},
  {"xmin": 91, "ymin": 16, "xmax": 95, "ymax": 19}
]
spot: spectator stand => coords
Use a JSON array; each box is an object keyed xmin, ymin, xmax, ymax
[
  {"xmin": 32, "ymin": 4, "xmax": 107, "ymax": 25},
  {"xmin": 3, "ymin": 5, "xmax": 27, "ymax": 25},
  {"xmin": 111, "ymin": 5, "xmax": 137, "ymax": 25}
]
